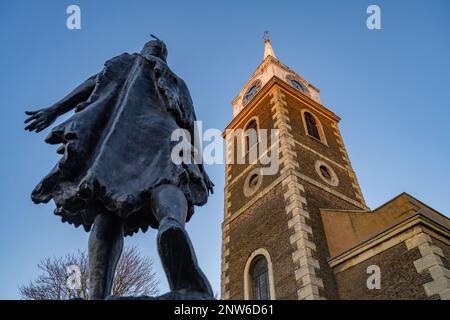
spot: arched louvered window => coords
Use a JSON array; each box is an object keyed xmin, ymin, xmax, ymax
[
  {"xmin": 250, "ymin": 255, "xmax": 270, "ymax": 300},
  {"xmin": 304, "ymin": 112, "xmax": 321, "ymax": 141},
  {"xmin": 245, "ymin": 119, "xmax": 258, "ymax": 154}
]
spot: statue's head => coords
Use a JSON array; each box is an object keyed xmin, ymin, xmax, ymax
[{"xmin": 141, "ymin": 35, "xmax": 168, "ymax": 62}]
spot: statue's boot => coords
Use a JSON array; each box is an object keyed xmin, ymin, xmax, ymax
[{"xmin": 157, "ymin": 217, "xmax": 214, "ymax": 298}]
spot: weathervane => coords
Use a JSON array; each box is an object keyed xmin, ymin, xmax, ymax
[{"xmin": 263, "ymin": 31, "xmax": 270, "ymax": 42}]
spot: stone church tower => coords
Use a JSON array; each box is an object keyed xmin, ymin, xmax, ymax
[{"xmin": 221, "ymin": 35, "xmax": 450, "ymax": 300}]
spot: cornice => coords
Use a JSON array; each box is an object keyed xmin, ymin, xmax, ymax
[{"xmin": 223, "ymin": 76, "xmax": 340, "ymax": 137}]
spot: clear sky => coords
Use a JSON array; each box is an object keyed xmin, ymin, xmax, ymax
[{"xmin": 0, "ymin": 0, "xmax": 449, "ymax": 299}]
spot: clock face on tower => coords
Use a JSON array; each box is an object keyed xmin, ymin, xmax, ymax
[
  {"xmin": 291, "ymin": 79, "xmax": 304, "ymax": 91},
  {"xmin": 243, "ymin": 80, "xmax": 262, "ymax": 106},
  {"xmin": 245, "ymin": 85, "xmax": 258, "ymax": 100},
  {"xmin": 286, "ymin": 74, "xmax": 310, "ymax": 97}
]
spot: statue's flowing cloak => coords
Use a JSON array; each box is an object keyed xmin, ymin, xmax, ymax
[{"xmin": 32, "ymin": 53, "xmax": 212, "ymax": 236}]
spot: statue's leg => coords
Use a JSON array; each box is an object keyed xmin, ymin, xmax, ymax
[
  {"xmin": 151, "ymin": 184, "xmax": 213, "ymax": 297},
  {"xmin": 88, "ymin": 213, "xmax": 124, "ymax": 299}
]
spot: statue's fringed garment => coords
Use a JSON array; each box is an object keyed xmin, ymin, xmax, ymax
[{"xmin": 32, "ymin": 53, "xmax": 212, "ymax": 236}]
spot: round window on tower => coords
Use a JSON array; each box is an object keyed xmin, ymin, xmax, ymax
[
  {"xmin": 244, "ymin": 169, "xmax": 263, "ymax": 197},
  {"xmin": 314, "ymin": 160, "xmax": 339, "ymax": 186},
  {"xmin": 249, "ymin": 174, "xmax": 259, "ymax": 188},
  {"xmin": 319, "ymin": 165, "xmax": 332, "ymax": 180}
]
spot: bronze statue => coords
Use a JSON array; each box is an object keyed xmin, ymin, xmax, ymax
[{"xmin": 24, "ymin": 35, "xmax": 214, "ymax": 300}]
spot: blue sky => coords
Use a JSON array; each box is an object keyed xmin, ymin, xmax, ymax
[{"xmin": 0, "ymin": 0, "xmax": 449, "ymax": 299}]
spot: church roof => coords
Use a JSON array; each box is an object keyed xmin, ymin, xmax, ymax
[{"xmin": 321, "ymin": 192, "xmax": 450, "ymax": 259}]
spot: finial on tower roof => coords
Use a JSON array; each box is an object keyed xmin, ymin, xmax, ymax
[{"xmin": 263, "ymin": 31, "xmax": 276, "ymax": 59}]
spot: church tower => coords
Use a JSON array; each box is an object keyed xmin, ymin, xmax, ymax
[{"xmin": 221, "ymin": 34, "xmax": 368, "ymax": 300}]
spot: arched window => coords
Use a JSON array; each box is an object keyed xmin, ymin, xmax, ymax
[
  {"xmin": 304, "ymin": 112, "xmax": 321, "ymax": 141},
  {"xmin": 245, "ymin": 119, "xmax": 258, "ymax": 154},
  {"xmin": 244, "ymin": 249, "xmax": 275, "ymax": 300},
  {"xmin": 250, "ymin": 255, "xmax": 270, "ymax": 300}
]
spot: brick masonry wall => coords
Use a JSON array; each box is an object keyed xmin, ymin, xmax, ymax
[
  {"xmin": 284, "ymin": 94, "xmax": 363, "ymax": 204},
  {"xmin": 302, "ymin": 182, "xmax": 361, "ymax": 299},
  {"xmin": 226, "ymin": 93, "xmax": 280, "ymax": 216},
  {"xmin": 227, "ymin": 95, "xmax": 274, "ymax": 181},
  {"xmin": 335, "ymin": 242, "xmax": 430, "ymax": 299},
  {"xmin": 226, "ymin": 183, "xmax": 298, "ymax": 299},
  {"xmin": 275, "ymin": 89, "xmax": 366, "ymax": 299},
  {"xmin": 293, "ymin": 146, "xmax": 359, "ymax": 202},
  {"xmin": 227, "ymin": 164, "xmax": 279, "ymax": 215},
  {"xmin": 284, "ymin": 95, "xmax": 344, "ymax": 166},
  {"xmin": 428, "ymin": 238, "xmax": 450, "ymax": 299},
  {"xmin": 405, "ymin": 232, "xmax": 450, "ymax": 299},
  {"xmin": 431, "ymin": 238, "xmax": 450, "ymax": 270}
]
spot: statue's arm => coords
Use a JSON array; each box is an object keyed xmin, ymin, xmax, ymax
[
  {"xmin": 24, "ymin": 74, "xmax": 97, "ymax": 132},
  {"xmin": 48, "ymin": 74, "xmax": 97, "ymax": 115}
]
